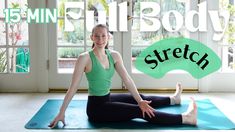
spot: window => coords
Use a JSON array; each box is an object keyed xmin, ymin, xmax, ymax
[
  {"xmin": 57, "ymin": 0, "xmax": 114, "ymax": 73},
  {"xmin": 220, "ymin": 0, "xmax": 235, "ymax": 72},
  {"xmin": 0, "ymin": 0, "xmax": 29, "ymax": 73},
  {"xmin": 131, "ymin": 0, "xmax": 189, "ymax": 73}
]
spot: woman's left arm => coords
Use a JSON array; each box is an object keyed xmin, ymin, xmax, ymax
[{"xmin": 113, "ymin": 51, "xmax": 155, "ymax": 118}]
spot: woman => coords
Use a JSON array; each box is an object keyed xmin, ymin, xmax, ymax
[{"xmin": 49, "ymin": 24, "xmax": 197, "ymax": 128}]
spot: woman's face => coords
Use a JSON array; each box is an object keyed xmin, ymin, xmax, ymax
[{"xmin": 91, "ymin": 27, "xmax": 109, "ymax": 48}]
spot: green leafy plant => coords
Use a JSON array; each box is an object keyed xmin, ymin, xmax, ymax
[
  {"xmin": 132, "ymin": 48, "xmax": 142, "ymax": 58},
  {"xmin": 227, "ymin": 22, "xmax": 235, "ymax": 44},
  {"xmin": 134, "ymin": 0, "xmax": 185, "ymax": 43},
  {"xmin": 0, "ymin": 49, "xmax": 7, "ymax": 72},
  {"xmin": 8, "ymin": 2, "xmax": 22, "ymax": 72},
  {"xmin": 3, "ymin": 2, "xmax": 29, "ymax": 73},
  {"xmin": 58, "ymin": 0, "xmax": 84, "ymax": 44},
  {"xmin": 220, "ymin": 0, "xmax": 235, "ymax": 45},
  {"xmin": 58, "ymin": 48, "xmax": 83, "ymax": 58},
  {"xmin": 64, "ymin": 25, "xmax": 84, "ymax": 43}
]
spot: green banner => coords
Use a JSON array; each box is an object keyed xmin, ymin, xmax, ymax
[{"xmin": 134, "ymin": 37, "xmax": 221, "ymax": 79}]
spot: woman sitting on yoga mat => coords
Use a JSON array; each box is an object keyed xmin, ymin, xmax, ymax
[{"xmin": 49, "ymin": 24, "xmax": 197, "ymax": 128}]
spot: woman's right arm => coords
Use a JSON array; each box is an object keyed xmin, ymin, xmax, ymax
[{"xmin": 49, "ymin": 53, "xmax": 88, "ymax": 128}]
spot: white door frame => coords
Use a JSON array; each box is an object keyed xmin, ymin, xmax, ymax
[{"xmin": 199, "ymin": 0, "xmax": 235, "ymax": 92}]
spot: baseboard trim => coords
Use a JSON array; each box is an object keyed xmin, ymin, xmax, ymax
[{"xmin": 49, "ymin": 88, "xmax": 198, "ymax": 93}]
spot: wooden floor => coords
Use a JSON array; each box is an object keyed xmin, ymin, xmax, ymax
[{"xmin": 0, "ymin": 92, "xmax": 235, "ymax": 132}]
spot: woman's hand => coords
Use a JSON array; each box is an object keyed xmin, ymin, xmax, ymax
[
  {"xmin": 48, "ymin": 113, "xmax": 66, "ymax": 128},
  {"xmin": 138, "ymin": 100, "xmax": 155, "ymax": 118}
]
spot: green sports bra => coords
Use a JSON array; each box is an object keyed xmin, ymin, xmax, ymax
[{"xmin": 85, "ymin": 49, "xmax": 115, "ymax": 96}]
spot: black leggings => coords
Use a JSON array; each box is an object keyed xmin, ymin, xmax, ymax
[{"xmin": 86, "ymin": 93, "xmax": 182, "ymax": 125}]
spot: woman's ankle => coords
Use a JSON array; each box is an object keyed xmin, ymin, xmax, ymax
[
  {"xmin": 182, "ymin": 98, "xmax": 197, "ymax": 125},
  {"xmin": 170, "ymin": 82, "xmax": 182, "ymax": 105}
]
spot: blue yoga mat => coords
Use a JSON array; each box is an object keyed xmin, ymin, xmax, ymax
[{"xmin": 25, "ymin": 99, "xmax": 235, "ymax": 130}]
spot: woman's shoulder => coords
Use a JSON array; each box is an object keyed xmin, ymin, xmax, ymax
[
  {"xmin": 108, "ymin": 49, "xmax": 122, "ymax": 62},
  {"xmin": 108, "ymin": 49, "xmax": 120, "ymax": 56},
  {"xmin": 77, "ymin": 51, "xmax": 90, "ymax": 62},
  {"xmin": 108, "ymin": 49, "xmax": 120, "ymax": 55}
]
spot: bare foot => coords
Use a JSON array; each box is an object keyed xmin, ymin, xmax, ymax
[
  {"xmin": 170, "ymin": 82, "xmax": 183, "ymax": 105},
  {"xmin": 182, "ymin": 97, "xmax": 197, "ymax": 125}
]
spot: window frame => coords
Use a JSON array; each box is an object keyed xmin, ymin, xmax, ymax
[{"xmin": 0, "ymin": 0, "xmax": 30, "ymax": 74}]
